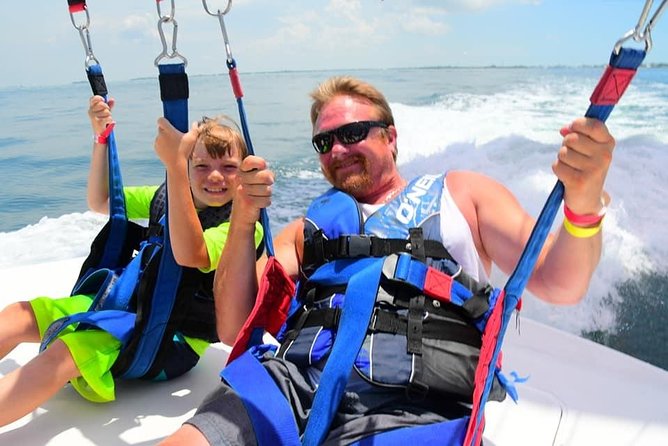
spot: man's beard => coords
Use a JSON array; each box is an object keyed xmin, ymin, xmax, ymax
[{"xmin": 321, "ymin": 155, "xmax": 373, "ymax": 194}]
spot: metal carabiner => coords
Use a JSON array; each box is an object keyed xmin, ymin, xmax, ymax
[
  {"xmin": 614, "ymin": 0, "xmax": 668, "ymax": 54},
  {"xmin": 202, "ymin": 0, "xmax": 232, "ymax": 16},
  {"xmin": 69, "ymin": 5, "xmax": 100, "ymax": 68},
  {"xmin": 202, "ymin": 0, "xmax": 234, "ymax": 63},
  {"xmin": 154, "ymin": 0, "xmax": 187, "ymax": 67},
  {"xmin": 156, "ymin": 0, "xmax": 176, "ymax": 21}
]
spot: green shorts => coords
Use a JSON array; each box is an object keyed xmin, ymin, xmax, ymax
[
  {"xmin": 30, "ymin": 294, "xmax": 121, "ymax": 403},
  {"xmin": 30, "ymin": 295, "xmax": 210, "ymax": 403}
]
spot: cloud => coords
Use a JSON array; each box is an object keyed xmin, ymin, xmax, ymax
[
  {"xmin": 415, "ymin": 0, "xmax": 540, "ymax": 12},
  {"xmin": 401, "ymin": 8, "xmax": 450, "ymax": 35},
  {"xmin": 118, "ymin": 13, "xmax": 155, "ymax": 43}
]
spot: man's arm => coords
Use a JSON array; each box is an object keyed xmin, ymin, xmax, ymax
[
  {"xmin": 451, "ymin": 117, "xmax": 614, "ymax": 304},
  {"xmin": 86, "ymin": 95, "xmax": 115, "ymax": 213},
  {"xmin": 212, "ymin": 156, "xmax": 302, "ymax": 345}
]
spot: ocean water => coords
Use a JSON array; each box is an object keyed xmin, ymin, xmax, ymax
[{"xmin": 0, "ymin": 66, "xmax": 667, "ymax": 371}]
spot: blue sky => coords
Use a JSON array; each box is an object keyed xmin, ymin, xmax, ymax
[{"xmin": 2, "ymin": 0, "xmax": 668, "ymax": 88}]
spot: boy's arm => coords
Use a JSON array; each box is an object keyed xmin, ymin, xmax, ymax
[
  {"xmin": 86, "ymin": 95, "xmax": 115, "ymax": 213},
  {"xmin": 154, "ymin": 119, "xmax": 210, "ymax": 269}
]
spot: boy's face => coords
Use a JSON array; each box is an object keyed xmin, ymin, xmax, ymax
[{"xmin": 189, "ymin": 139, "xmax": 240, "ymax": 209}]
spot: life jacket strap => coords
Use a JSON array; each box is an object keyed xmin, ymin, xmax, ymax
[
  {"xmin": 369, "ymin": 308, "xmax": 482, "ymax": 348},
  {"xmin": 306, "ymin": 232, "xmax": 455, "ymax": 264}
]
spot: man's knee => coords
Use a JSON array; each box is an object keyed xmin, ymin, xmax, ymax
[{"xmin": 158, "ymin": 424, "xmax": 210, "ymax": 446}]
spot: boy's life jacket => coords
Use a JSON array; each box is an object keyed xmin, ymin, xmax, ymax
[
  {"xmin": 42, "ymin": 183, "xmax": 238, "ymax": 380},
  {"xmin": 276, "ymin": 174, "xmax": 508, "ymax": 402}
]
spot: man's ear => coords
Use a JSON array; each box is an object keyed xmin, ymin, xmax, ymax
[{"xmin": 387, "ymin": 125, "xmax": 398, "ymax": 159}]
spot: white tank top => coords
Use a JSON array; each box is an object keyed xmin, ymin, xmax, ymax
[{"xmin": 359, "ymin": 177, "xmax": 488, "ymax": 283}]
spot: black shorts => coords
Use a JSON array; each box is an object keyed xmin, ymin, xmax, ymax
[{"xmin": 186, "ymin": 356, "xmax": 469, "ymax": 446}]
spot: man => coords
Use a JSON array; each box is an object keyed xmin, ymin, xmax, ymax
[{"xmin": 162, "ymin": 76, "xmax": 613, "ymax": 445}]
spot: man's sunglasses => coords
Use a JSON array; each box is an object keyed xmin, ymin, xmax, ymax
[{"xmin": 311, "ymin": 120, "xmax": 389, "ymax": 154}]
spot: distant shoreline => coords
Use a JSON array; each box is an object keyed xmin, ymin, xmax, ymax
[{"xmin": 3, "ymin": 64, "xmax": 668, "ymax": 91}]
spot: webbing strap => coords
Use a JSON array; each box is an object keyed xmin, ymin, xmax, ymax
[
  {"xmin": 40, "ymin": 310, "xmax": 136, "ymax": 352},
  {"xmin": 301, "ymin": 258, "xmax": 385, "ymax": 446},
  {"xmin": 96, "ymin": 246, "xmax": 144, "ymax": 311},
  {"xmin": 222, "ymin": 350, "xmax": 301, "ymax": 445},
  {"xmin": 85, "ymin": 63, "xmax": 127, "ymax": 272},
  {"xmin": 586, "ymin": 48, "xmax": 646, "ymax": 121},
  {"xmin": 351, "ymin": 415, "xmax": 469, "ymax": 445},
  {"xmin": 122, "ymin": 63, "xmax": 189, "ymax": 378},
  {"xmin": 121, "ymin": 225, "xmax": 181, "ymax": 379},
  {"xmin": 158, "ymin": 63, "xmax": 189, "ymax": 133},
  {"xmin": 463, "ymin": 46, "xmax": 647, "ymax": 446}
]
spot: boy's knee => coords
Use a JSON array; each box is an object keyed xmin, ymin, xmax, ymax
[{"xmin": 40, "ymin": 339, "xmax": 80, "ymax": 381}]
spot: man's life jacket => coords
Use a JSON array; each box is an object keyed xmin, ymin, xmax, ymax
[
  {"xmin": 222, "ymin": 174, "xmax": 518, "ymax": 446},
  {"xmin": 278, "ymin": 173, "xmax": 507, "ymax": 402},
  {"xmin": 41, "ymin": 183, "xmax": 233, "ymax": 381}
]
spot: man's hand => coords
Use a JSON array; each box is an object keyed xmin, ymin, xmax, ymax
[
  {"xmin": 233, "ymin": 156, "xmax": 274, "ymax": 226},
  {"xmin": 553, "ymin": 117, "xmax": 615, "ymax": 215}
]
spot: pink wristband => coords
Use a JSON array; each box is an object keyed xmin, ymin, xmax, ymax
[
  {"xmin": 563, "ymin": 203, "xmax": 606, "ymax": 227},
  {"xmin": 94, "ymin": 121, "xmax": 116, "ymax": 145}
]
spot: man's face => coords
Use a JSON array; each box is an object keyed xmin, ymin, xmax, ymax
[
  {"xmin": 188, "ymin": 139, "xmax": 241, "ymax": 209},
  {"xmin": 315, "ymin": 95, "xmax": 397, "ymax": 200}
]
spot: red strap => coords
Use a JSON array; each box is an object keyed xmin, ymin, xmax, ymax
[
  {"xmin": 463, "ymin": 289, "xmax": 507, "ymax": 446},
  {"xmin": 228, "ymin": 257, "xmax": 295, "ymax": 363},
  {"xmin": 228, "ymin": 67, "xmax": 244, "ymax": 100},
  {"xmin": 590, "ymin": 65, "xmax": 637, "ymax": 106},
  {"xmin": 67, "ymin": 0, "xmax": 86, "ymax": 13},
  {"xmin": 96, "ymin": 121, "xmax": 116, "ymax": 144},
  {"xmin": 422, "ymin": 267, "xmax": 454, "ymax": 303}
]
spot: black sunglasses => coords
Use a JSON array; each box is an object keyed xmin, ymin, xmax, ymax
[{"xmin": 311, "ymin": 120, "xmax": 389, "ymax": 154}]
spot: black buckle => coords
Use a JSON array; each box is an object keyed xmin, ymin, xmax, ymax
[{"xmin": 341, "ymin": 235, "xmax": 372, "ymax": 257}]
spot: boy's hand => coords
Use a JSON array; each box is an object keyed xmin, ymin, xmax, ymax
[
  {"xmin": 154, "ymin": 118, "xmax": 198, "ymax": 169},
  {"xmin": 88, "ymin": 95, "xmax": 115, "ymax": 136}
]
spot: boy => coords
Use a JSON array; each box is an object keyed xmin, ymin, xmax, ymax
[{"xmin": 0, "ymin": 96, "xmax": 262, "ymax": 426}]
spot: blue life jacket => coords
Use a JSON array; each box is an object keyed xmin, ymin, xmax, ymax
[
  {"xmin": 41, "ymin": 183, "xmax": 233, "ymax": 381},
  {"xmin": 221, "ymin": 174, "xmax": 516, "ymax": 446},
  {"xmin": 277, "ymin": 173, "xmax": 507, "ymax": 402}
]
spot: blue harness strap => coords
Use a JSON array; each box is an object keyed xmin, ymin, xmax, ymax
[
  {"xmin": 121, "ymin": 223, "xmax": 182, "ymax": 378},
  {"xmin": 302, "ymin": 257, "xmax": 385, "ymax": 446},
  {"xmin": 40, "ymin": 310, "xmax": 136, "ymax": 352},
  {"xmin": 38, "ymin": 249, "xmax": 148, "ymax": 352},
  {"xmin": 222, "ymin": 349, "xmax": 301, "ymax": 446},
  {"xmin": 157, "ymin": 63, "xmax": 189, "ymax": 133},
  {"xmin": 351, "ymin": 416, "xmax": 469, "ymax": 446},
  {"xmin": 121, "ymin": 62, "xmax": 189, "ymax": 378},
  {"xmin": 79, "ymin": 63, "xmax": 128, "ymax": 277}
]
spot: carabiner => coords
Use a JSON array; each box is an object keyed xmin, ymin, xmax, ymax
[
  {"xmin": 69, "ymin": 4, "xmax": 90, "ymax": 31},
  {"xmin": 201, "ymin": 0, "xmax": 234, "ymax": 63},
  {"xmin": 154, "ymin": 17, "xmax": 188, "ymax": 67},
  {"xmin": 156, "ymin": 0, "xmax": 176, "ymax": 21},
  {"xmin": 614, "ymin": 0, "xmax": 668, "ymax": 54},
  {"xmin": 154, "ymin": 0, "xmax": 187, "ymax": 67},
  {"xmin": 69, "ymin": 5, "xmax": 100, "ymax": 68},
  {"xmin": 202, "ymin": 0, "xmax": 232, "ymax": 16}
]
